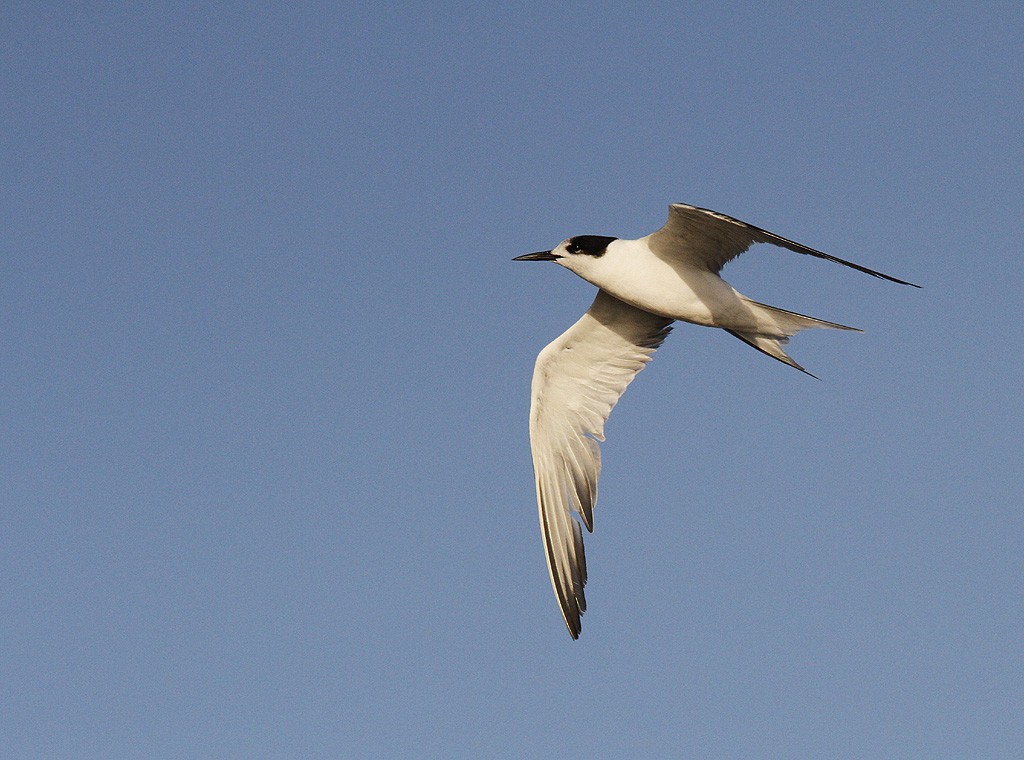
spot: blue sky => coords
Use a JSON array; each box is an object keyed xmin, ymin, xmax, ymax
[{"xmin": 3, "ymin": 2, "xmax": 1022, "ymax": 757}]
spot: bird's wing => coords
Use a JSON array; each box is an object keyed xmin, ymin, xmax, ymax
[
  {"xmin": 528, "ymin": 289, "xmax": 673, "ymax": 638},
  {"xmin": 646, "ymin": 203, "xmax": 919, "ymax": 286}
]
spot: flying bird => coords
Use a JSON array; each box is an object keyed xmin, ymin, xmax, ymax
[{"xmin": 515, "ymin": 203, "xmax": 918, "ymax": 638}]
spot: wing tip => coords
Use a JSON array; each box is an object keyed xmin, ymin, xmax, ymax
[{"xmin": 885, "ymin": 273, "xmax": 922, "ymax": 288}]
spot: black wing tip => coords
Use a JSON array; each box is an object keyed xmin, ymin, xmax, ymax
[
  {"xmin": 561, "ymin": 598, "xmax": 584, "ymax": 639},
  {"xmin": 543, "ymin": 509, "xmax": 588, "ymax": 641},
  {"xmin": 564, "ymin": 599, "xmax": 582, "ymax": 638},
  {"xmin": 864, "ymin": 269, "xmax": 921, "ymax": 288},
  {"xmin": 556, "ymin": 593, "xmax": 585, "ymax": 640},
  {"xmin": 896, "ymin": 277, "xmax": 923, "ymax": 289},
  {"xmin": 562, "ymin": 525, "xmax": 588, "ymax": 639}
]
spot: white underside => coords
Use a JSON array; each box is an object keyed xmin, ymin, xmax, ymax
[{"xmin": 568, "ymin": 240, "xmax": 795, "ymax": 336}]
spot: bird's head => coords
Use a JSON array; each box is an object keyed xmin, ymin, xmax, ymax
[{"xmin": 513, "ymin": 235, "xmax": 618, "ymax": 275}]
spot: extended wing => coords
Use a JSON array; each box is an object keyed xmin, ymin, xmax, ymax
[
  {"xmin": 646, "ymin": 203, "xmax": 919, "ymax": 286},
  {"xmin": 528, "ymin": 289, "xmax": 672, "ymax": 638}
]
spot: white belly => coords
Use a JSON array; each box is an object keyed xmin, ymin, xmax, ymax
[{"xmin": 587, "ymin": 255, "xmax": 749, "ymax": 328}]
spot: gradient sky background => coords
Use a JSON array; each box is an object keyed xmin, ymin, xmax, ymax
[{"xmin": 3, "ymin": 3, "xmax": 1023, "ymax": 758}]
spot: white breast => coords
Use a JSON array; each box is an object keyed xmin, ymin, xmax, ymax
[{"xmin": 565, "ymin": 238, "xmax": 735, "ymax": 326}]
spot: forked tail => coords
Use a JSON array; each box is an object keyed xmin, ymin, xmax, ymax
[{"xmin": 729, "ymin": 298, "xmax": 861, "ymax": 378}]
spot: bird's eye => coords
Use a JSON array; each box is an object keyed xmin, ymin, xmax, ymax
[{"xmin": 566, "ymin": 243, "xmax": 578, "ymax": 254}]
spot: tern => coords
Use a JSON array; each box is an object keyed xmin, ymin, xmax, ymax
[{"xmin": 515, "ymin": 203, "xmax": 918, "ymax": 638}]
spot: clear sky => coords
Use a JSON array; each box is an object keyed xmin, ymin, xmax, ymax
[{"xmin": 3, "ymin": 3, "xmax": 1022, "ymax": 758}]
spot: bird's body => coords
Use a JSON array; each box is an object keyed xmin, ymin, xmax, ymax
[
  {"xmin": 516, "ymin": 203, "xmax": 918, "ymax": 639},
  {"xmin": 564, "ymin": 236, "xmax": 727, "ymax": 326}
]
